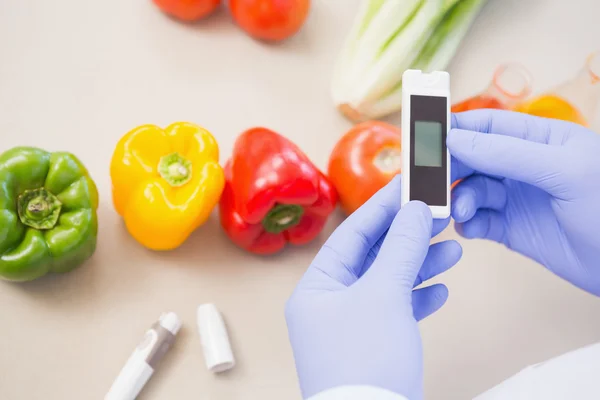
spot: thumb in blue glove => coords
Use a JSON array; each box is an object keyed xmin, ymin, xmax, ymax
[
  {"xmin": 285, "ymin": 176, "xmax": 462, "ymax": 399},
  {"xmin": 448, "ymin": 109, "xmax": 600, "ymax": 295}
]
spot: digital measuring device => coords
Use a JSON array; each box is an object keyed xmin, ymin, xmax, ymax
[{"xmin": 401, "ymin": 69, "xmax": 451, "ymax": 219}]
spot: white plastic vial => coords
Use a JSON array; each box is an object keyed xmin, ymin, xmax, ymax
[{"xmin": 197, "ymin": 303, "xmax": 235, "ymax": 373}]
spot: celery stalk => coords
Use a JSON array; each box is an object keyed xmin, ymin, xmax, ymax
[
  {"xmin": 333, "ymin": 0, "xmax": 486, "ymax": 122},
  {"xmin": 413, "ymin": 0, "xmax": 488, "ymax": 72},
  {"xmin": 332, "ymin": 0, "xmax": 423, "ymax": 111}
]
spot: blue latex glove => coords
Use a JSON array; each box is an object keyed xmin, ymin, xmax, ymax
[
  {"xmin": 449, "ymin": 109, "xmax": 600, "ymax": 295},
  {"xmin": 285, "ymin": 176, "xmax": 462, "ymax": 400}
]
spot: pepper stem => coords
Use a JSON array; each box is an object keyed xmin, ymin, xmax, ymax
[
  {"xmin": 158, "ymin": 152, "xmax": 192, "ymax": 187},
  {"xmin": 17, "ymin": 188, "xmax": 62, "ymax": 230},
  {"xmin": 262, "ymin": 204, "xmax": 304, "ymax": 234}
]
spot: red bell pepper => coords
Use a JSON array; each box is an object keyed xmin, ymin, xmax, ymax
[{"xmin": 219, "ymin": 127, "xmax": 338, "ymax": 255}]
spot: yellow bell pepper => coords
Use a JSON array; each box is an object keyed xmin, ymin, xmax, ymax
[{"xmin": 110, "ymin": 122, "xmax": 224, "ymax": 250}]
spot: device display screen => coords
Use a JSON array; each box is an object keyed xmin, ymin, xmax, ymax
[
  {"xmin": 415, "ymin": 121, "xmax": 443, "ymax": 167},
  {"xmin": 409, "ymin": 95, "xmax": 447, "ymax": 206}
]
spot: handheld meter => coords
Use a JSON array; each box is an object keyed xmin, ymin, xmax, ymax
[{"xmin": 401, "ymin": 69, "xmax": 451, "ymax": 219}]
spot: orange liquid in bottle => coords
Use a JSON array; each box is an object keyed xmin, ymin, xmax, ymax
[
  {"xmin": 513, "ymin": 95, "xmax": 587, "ymax": 126},
  {"xmin": 513, "ymin": 52, "xmax": 600, "ymax": 127}
]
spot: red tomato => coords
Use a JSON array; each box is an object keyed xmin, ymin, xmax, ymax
[
  {"xmin": 328, "ymin": 121, "xmax": 401, "ymax": 215},
  {"xmin": 229, "ymin": 0, "xmax": 310, "ymax": 41},
  {"xmin": 153, "ymin": 0, "xmax": 221, "ymax": 22}
]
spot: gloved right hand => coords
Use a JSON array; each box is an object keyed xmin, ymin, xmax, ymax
[{"xmin": 448, "ymin": 109, "xmax": 600, "ymax": 296}]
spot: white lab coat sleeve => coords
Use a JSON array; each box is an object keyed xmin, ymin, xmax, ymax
[
  {"xmin": 474, "ymin": 342, "xmax": 600, "ymax": 399},
  {"xmin": 307, "ymin": 386, "xmax": 408, "ymax": 400}
]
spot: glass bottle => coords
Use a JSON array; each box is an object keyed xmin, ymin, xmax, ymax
[
  {"xmin": 452, "ymin": 64, "xmax": 533, "ymax": 112},
  {"xmin": 513, "ymin": 51, "xmax": 600, "ymax": 127}
]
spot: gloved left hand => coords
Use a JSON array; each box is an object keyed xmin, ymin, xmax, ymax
[{"xmin": 285, "ymin": 176, "xmax": 462, "ymax": 400}]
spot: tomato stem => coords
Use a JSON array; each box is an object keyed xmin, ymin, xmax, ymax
[{"xmin": 374, "ymin": 147, "xmax": 402, "ymax": 173}]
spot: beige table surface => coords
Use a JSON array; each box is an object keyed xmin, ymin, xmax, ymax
[{"xmin": 1, "ymin": 1, "xmax": 600, "ymax": 399}]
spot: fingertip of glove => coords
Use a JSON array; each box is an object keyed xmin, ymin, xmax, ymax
[
  {"xmin": 403, "ymin": 201, "xmax": 433, "ymax": 229},
  {"xmin": 447, "ymin": 129, "xmax": 475, "ymax": 149},
  {"xmin": 452, "ymin": 193, "xmax": 472, "ymax": 223},
  {"xmin": 430, "ymin": 283, "xmax": 449, "ymax": 304},
  {"xmin": 447, "ymin": 239, "xmax": 463, "ymax": 257},
  {"xmin": 438, "ymin": 283, "xmax": 449, "ymax": 299},
  {"xmin": 403, "ymin": 200, "xmax": 431, "ymax": 215},
  {"xmin": 434, "ymin": 239, "xmax": 463, "ymax": 269}
]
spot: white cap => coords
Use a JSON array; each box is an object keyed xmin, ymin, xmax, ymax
[
  {"xmin": 196, "ymin": 303, "xmax": 235, "ymax": 373},
  {"xmin": 159, "ymin": 312, "xmax": 182, "ymax": 335}
]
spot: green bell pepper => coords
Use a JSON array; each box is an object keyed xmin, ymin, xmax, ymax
[{"xmin": 0, "ymin": 147, "xmax": 99, "ymax": 282}]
